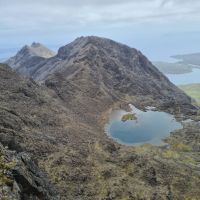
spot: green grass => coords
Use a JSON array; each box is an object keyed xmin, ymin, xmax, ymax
[
  {"xmin": 0, "ymin": 154, "xmax": 16, "ymax": 187},
  {"xmin": 121, "ymin": 113, "xmax": 137, "ymax": 122},
  {"xmin": 179, "ymin": 84, "xmax": 200, "ymax": 105}
]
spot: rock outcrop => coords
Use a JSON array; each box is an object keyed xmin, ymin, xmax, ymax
[{"xmin": 0, "ymin": 144, "xmax": 59, "ymax": 200}]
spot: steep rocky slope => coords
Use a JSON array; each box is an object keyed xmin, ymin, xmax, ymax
[
  {"xmin": 7, "ymin": 36, "xmax": 196, "ymax": 115},
  {"xmin": 0, "ymin": 64, "xmax": 62, "ymax": 199},
  {"xmin": 5, "ymin": 42, "xmax": 55, "ymax": 76},
  {"xmin": 43, "ymin": 36, "xmax": 195, "ymax": 116},
  {"xmin": 0, "ymin": 63, "xmax": 118, "ymax": 199},
  {"xmin": 1, "ymin": 36, "xmax": 200, "ymax": 200}
]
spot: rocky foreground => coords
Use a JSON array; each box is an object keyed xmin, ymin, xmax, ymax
[{"xmin": 1, "ymin": 36, "xmax": 200, "ymax": 199}]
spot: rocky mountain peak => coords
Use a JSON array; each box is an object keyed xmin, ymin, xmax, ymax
[
  {"xmin": 5, "ymin": 42, "xmax": 56, "ymax": 74},
  {"xmin": 13, "ymin": 43, "xmax": 55, "ymax": 59},
  {"xmin": 31, "ymin": 42, "xmax": 42, "ymax": 48},
  {"xmin": 29, "ymin": 42, "xmax": 56, "ymax": 58},
  {"xmin": 57, "ymin": 36, "xmax": 137, "ymax": 60}
]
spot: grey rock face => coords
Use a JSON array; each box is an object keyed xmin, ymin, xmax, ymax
[
  {"xmin": 0, "ymin": 143, "xmax": 59, "ymax": 200},
  {"xmin": 5, "ymin": 43, "xmax": 55, "ymax": 76}
]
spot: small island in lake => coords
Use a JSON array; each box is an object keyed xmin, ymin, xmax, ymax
[{"xmin": 121, "ymin": 113, "xmax": 137, "ymax": 122}]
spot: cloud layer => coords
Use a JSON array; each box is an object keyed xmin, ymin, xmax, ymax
[
  {"xmin": 1, "ymin": 0, "xmax": 200, "ymax": 32},
  {"xmin": 1, "ymin": 0, "xmax": 200, "ymax": 61}
]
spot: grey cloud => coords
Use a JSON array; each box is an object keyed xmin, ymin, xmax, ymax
[{"xmin": 1, "ymin": 0, "xmax": 200, "ymax": 33}]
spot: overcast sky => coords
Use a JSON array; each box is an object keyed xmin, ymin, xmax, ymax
[{"xmin": 1, "ymin": 0, "xmax": 200, "ymax": 61}]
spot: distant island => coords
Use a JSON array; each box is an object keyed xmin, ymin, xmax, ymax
[
  {"xmin": 153, "ymin": 61, "xmax": 193, "ymax": 74},
  {"xmin": 121, "ymin": 113, "xmax": 137, "ymax": 122},
  {"xmin": 172, "ymin": 53, "xmax": 200, "ymax": 66},
  {"xmin": 153, "ymin": 53, "xmax": 200, "ymax": 75}
]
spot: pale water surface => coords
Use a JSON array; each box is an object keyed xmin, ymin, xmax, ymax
[
  {"xmin": 167, "ymin": 68, "xmax": 200, "ymax": 85},
  {"xmin": 105, "ymin": 105, "xmax": 182, "ymax": 146}
]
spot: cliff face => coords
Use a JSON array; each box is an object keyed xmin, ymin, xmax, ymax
[{"xmin": 1, "ymin": 36, "xmax": 200, "ymax": 200}]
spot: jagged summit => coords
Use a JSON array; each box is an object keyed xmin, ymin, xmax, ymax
[
  {"xmin": 5, "ymin": 42, "xmax": 56, "ymax": 75},
  {"xmin": 6, "ymin": 36, "xmax": 143, "ymax": 79},
  {"xmin": 28, "ymin": 42, "xmax": 56, "ymax": 58},
  {"xmin": 60, "ymin": 35, "xmax": 128, "ymax": 48},
  {"xmin": 10, "ymin": 42, "xmax": 55, "ymax": 59},
  {"xmin": 31, "ymin": 42, "xmax": 42, "ymax": 47},
  {"xmin": 57, "ymin": 36, "xmax": 136, "ymax": 59}
]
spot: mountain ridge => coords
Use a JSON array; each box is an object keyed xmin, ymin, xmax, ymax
[
  {"xmin": 1, "ymin": 36, "xmax": 200, "ymax": 199},
  {"xmin": 5, "ymin": 36, "xmax": 197, "ymax": 117}
]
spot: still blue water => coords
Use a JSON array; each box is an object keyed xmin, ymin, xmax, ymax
[
  {"xmin": 105, "ymin": 105, "xmax": 182, "ymax": 146},
  {"xmin": 166, "ymin": 68, "xmax": 200, "ymax": 85}
]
